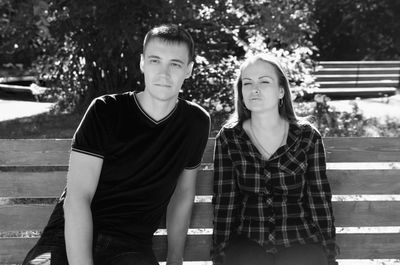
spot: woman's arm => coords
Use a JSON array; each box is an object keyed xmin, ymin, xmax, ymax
[{"xmin": 212, "ymin": 132, "xmax": 240, "ymax": 265}]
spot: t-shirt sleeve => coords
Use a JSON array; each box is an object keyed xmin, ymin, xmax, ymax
[
  {"xmin": 71, "ymin": 97, "xmax": 111, "ymax": 159},
  {"xmin": 185, "ymin": 108, "xmax": 211, "ymax": 169}
]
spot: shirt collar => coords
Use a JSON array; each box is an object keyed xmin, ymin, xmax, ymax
[{"xmin": 232, "ymin": 120, "xmax": 303, "ymax": 160}]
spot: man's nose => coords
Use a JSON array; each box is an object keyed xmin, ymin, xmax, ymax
[{"xmin": 158, "ymin": 63, "xmax": 170, "ymax": 76}]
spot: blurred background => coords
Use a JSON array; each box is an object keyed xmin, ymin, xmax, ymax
[{"xmin": 0, "ymin": 0, "xmax": 399, "ymax": 137}]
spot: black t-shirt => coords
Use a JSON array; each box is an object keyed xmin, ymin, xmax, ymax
[{"xmin": 44, "ymin": 91, "xmax": 210, "ymax": 244}]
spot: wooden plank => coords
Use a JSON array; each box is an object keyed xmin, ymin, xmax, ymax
[
  {"xmin": 323, "ymin": 137, "xmax": 400, "ymax": 163},
  {"xmin": 197, "ymin": 169, "xmax": 400, "ymax": 196},
  {"xmin": 203, "ymin": 137, "xmax": 400, "ymax": 163},
  {"xmin": 315, "ymin": 74, "xmax": 400, "ymax": 82},
  {"xmin": 1, "ymin": 233, "xmax": 400, "ymax": 263},
  {"xmin": 317, "ymin": 61, "xmax": 400, "ymax": 68},
  {"xmin": 315, "ymin": 68, "xmax": 400, "ymax": 75},
  {"xmin": 0, "ymin": 139, "xmax": 70, "ymax": 167},
  {"xmin": 310, "ymin": 88, "xmax": 397, "ymax": 99},
  {"xmin": 1, "ymin": 169, "xmax": 399, "ymax": 198},
  {"xmin": 0, "ymin": 205, "xmax": 55, "ymax": 231},
  {"xmin": 2, "ymin": 201, "xmax": 400, "ymax": 231},
  {"xmin": 1, "ymin": 138, "xmax": 400, "ymax": 166},
  {"xmin": 328, "ymin": 170, "xmax": 400, "ymax": 195},
  {"xmin": 318, "ymin": 81, "xmax": 398, "ymax": 88},
  {"xmin": 172, "ymin": 201, "xmax": 400, "ymax": 228},
  {"xmin": 0, "ymin": 172, "xmax": 66, "ymax": 197}
]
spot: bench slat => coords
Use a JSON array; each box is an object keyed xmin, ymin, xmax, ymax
[
  {"xmin": 1, "ymin": 169, "xmax": 399, "ymax": 197},
  {"xmin": 2, "ymin": 201, "xmax": 400, "ymax": 231},
  {"xmin": 1, "ymin": 233, "xmax": 400, "ymax": 263},
  {"xmin": 1, "ymin": 138, "xmax": 400, "ymax": 167}
]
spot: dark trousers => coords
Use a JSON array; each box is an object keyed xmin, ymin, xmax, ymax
[
  {"xmin": 224, "ymin": 236, "xmax": 328, "ymax": 265},
  {"xmin": 22, "ymin": 232, "xmax": 158, "ymax": 265}
]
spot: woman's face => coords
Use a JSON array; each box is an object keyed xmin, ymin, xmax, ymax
[{"xmin": 241, "ymin": 59, "xmax": 284, "ymax": 113}]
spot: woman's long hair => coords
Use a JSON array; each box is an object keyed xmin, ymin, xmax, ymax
[{"xmin": 230, "ymin": 53, "xmax": 298, "ymax": 125}]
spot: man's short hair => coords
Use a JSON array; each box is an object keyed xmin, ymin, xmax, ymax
[{"xmin": 143, "ymin": 24, "xmax": 195, "ymax": 63}]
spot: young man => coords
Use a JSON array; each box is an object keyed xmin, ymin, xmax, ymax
[{"xmin": 22, "ymin": 24, "xmax": 210, "ymax": 265}]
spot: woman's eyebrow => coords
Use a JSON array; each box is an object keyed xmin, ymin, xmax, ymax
[{"xmin": 259, "ymin": 75, "xmax": 274, "ymax": 80}]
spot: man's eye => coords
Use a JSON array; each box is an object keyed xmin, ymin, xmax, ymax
[
  {"xmin": 149, "ymin": 59, "xmax": 159, "ymax": 63},
  {"xmin": 171, "ymin": 63, "xmax": 182, "ymax": 68},
  {"xmin": 261, "ymin": 81, "xmax": 270, "ymax": 84},
  {"xmin": 243, "ymin": 83, "xmax": 252, "ymax": 86}
]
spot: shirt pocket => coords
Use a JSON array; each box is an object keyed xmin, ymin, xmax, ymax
[
  {"xmin": 274, "ymin": 149, "xmax": 308, "ymax": 197},
  {"xmin": 234, "ymin": 161, "xmax": 266, "ymax": 195}
]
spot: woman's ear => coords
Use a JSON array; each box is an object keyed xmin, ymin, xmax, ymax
[{"xmin": 279, "ymin": 87, "xmax": 285, "ymax": 98}]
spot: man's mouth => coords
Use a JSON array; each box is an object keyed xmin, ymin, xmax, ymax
[{"xmin": 155, "ymin": 84, "xmax": 172, "ymax": 88}]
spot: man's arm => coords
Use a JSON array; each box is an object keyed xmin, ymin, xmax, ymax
[
  {"xmin": 166, "ymin": 168, "xmax": 198, "ymax": 265},
  {"xmin": 63, "ymin": 151, "xmax": 103, "ymax": 265}
]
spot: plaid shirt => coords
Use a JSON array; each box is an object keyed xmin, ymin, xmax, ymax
[{"xmin": 212, "ymin": 121, "xmax": 339, "ymax": 264}]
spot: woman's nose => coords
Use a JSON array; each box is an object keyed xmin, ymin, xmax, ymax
[{"xmin": 253, "ymin": 85, "xmax": 260, "ymax": 94}]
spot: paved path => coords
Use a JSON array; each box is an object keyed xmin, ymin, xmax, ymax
[
  {"xmin": 0, "ymin": 99, "xmax": 55, "ymax": 122},
  {"xmin": 328, "ymin": 94, "xmax": 400, "ymax": 120}
]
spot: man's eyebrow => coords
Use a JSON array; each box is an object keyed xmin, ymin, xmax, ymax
[
  {"xmin": 171, "ymin": 59, "xmax": 185, "ymax": 64},
  {"xmin": 146, "ymin": 56, "xmax": 185, "ymax": 65},
  {"xmin": 147, "ymin": 55, "xmax": 160, "ymax": 59}
]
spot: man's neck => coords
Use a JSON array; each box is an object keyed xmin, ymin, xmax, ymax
[{"xmin": 136, "ymin": 91, "xmax": 178, "ymax": 121}]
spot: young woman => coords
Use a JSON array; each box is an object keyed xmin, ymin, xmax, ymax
[{"xmin": 212, "ymin": 54, "xmax": 339, "ymax": 265}]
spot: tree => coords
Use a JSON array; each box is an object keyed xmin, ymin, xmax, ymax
[
  {"xmin": 313, "ymin": 0, "xmax": 400, "ymax": 60},
  {"xmin": 3, "ymin": 0, "xmax": 319, "ymax": 121}
]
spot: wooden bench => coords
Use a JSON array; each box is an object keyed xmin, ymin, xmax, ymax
[
  {"xmin": 0, "ymin": 76, "xmax": 47, "ymax": 101},
  {"xmin": 313, "ymin": 61, "xmax": 400, "ymax": 99},
  {"xmin": 1, "ymin": 137, "xmax": 400, "ymax": 264}
]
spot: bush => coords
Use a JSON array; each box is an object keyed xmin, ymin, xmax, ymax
[{"xmin": 295, "ymin": 94, "xmax": 400, "ymax": 137}]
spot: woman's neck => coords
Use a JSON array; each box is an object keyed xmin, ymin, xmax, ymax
[{"xmin": 250, "ymin": 111, "xmax": 285, "ymax": 131}]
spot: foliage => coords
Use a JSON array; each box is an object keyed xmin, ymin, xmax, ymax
[
  {"xmin": 313, "ymin": 0, "xmax": 400, "ymax": 60},
  {"xmin": 0, "ymin": 0, "xmax": 50, "ymax": 66},
  {"xmin": 295, "ymin": 95, "xmax": 400, "ymax": 137},
  {"xmin": 3, "ymin": 0, "xmax": 319, "ymax": 116}
]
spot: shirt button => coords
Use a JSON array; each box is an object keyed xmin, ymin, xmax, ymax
[{"xmin": 268, "ymin": 234, "xmax": 275, "ymax": 241}]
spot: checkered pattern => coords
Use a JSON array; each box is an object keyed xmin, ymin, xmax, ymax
[{"xmin": 211, "ymin": 122, "xmax": 338, "ymax": 265}]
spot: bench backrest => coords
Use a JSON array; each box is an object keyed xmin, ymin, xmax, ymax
[
  {"xmin": 1, "ymin": 137, "xmax": 400, "ymax": 264},
  {"xmin": 313, "ymin": 61, "xmax": 400, "ymax": 98}
]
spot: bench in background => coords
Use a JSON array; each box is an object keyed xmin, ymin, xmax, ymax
[
  {"xmin": 313, "ymin": 61, "xmax": 400, "ymax": 99},
  {"xmin": 1, "ymin": 137, "xmax": 400, "ymax": 264}
]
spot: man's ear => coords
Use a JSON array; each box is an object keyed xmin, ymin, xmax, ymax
[
  {"xmin": 140, "ymin": 54, "xmax": 144, "ymax": 73},
  {"xmin": 185, "ymin": 62, "xmax": 194, "ymax": 79}
]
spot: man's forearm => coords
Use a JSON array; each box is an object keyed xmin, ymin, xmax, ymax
[
  {"xmin": 64, "ymin": 199, "xmax": 94, "ymax": 265},
  {"xmin": 166, "ymin": 191, "xmax": 194, "ymax": 265}
]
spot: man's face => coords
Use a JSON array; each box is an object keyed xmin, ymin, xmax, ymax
[{"xmin": 140, "ymin": 38, "xmax": 193, "ymax": 102}]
